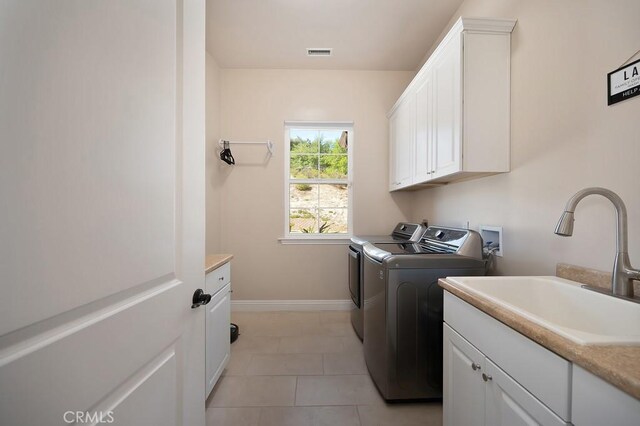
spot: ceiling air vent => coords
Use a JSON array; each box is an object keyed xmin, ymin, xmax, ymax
[{"xmin": 307, "ymin": 48, "xmax": 332, "ymax": 57}]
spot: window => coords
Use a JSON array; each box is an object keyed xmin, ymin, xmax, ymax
[{"xmin": 284, "ymin": 122, "xmax": 353, "ymax": 239}]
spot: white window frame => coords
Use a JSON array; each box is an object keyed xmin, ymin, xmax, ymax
[{"xmin": 282, "ymin": 121, "xmax": 353, "ymax": 243}]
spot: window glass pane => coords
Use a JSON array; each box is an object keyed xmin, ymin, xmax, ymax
[
  {"xmin": 289, "ymin": 208, "xmax": 318, "ymax": 233},
  {"xmin": 290, "ymin": 184, "xmax": 318, "ymax": 208},
  {"xmin": 320, "ymin": 131, "xmax": 347, "ymax": 154},
  {"xmin": 318, "ymin": 184, "xmax": 348, "ymax": 208},
  {"xmin": 290, "ymin": 154, "xmax": 318, "ymax": 178},
  {"xmin": 319, "ymin": 208, "xmax": 348, "ymax": 234},
  {"xmin": 319, "ymin": 155, "xmax": 348, "ymax": 179},
  {"xmin": 290, "ymin": 133, "xmax": 319, "ymax": 153}
]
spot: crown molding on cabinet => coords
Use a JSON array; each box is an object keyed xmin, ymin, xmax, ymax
[{"xmin": 388, "ymin": 17, "xmax": 517, "ymax": 118}]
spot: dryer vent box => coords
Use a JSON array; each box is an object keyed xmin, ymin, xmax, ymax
[{"xmin": 479, "ymin": 225, "xmax": 503, "ymax": 257}]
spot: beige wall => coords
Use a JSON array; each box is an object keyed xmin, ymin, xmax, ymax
[
  {"xmin": 206, "ymin": 52, "xmax": 222, "ymax": 254},
  {"xmin": 215, "ymin": 69, "xmax": 414, "ymax": 300},
  {"xmin": 410, "ymin": 0, "xmax": 640, "ymax": 275}
]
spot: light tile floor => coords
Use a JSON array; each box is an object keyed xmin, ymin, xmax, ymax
[{"xmin": 206, "ymin": 311, "xmax": 442, "ymax": 426}]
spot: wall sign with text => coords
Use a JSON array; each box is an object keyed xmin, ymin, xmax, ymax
[{"xmin": 608, "ymin": 58, "xmax": 640, "ymax": 105}]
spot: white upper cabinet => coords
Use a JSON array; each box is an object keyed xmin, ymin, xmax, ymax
[
  {"xmin": 431, "ymin": 31, "xmax": 462, "ymax": 180},
  {"xmin": 389, "ymin": 92, "xmax": 416, "ymax": 190},
  {"xmin": 388, "ymin": 18, "xmax": 516, "ymax": 191},
  {"xmin": 414, "ymin": 70, "xmax": 434, "ymax": 183}
]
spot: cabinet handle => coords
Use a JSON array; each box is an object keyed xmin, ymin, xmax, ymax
[
  {"xmin": 219, "ymin": 276, "xmax": 224, "ymax": 281},
  {"xmin": 482, "ymin": 373, "xmax": 492, "ymax": 382},
  {"xmin": 471, "ymin": 363, "xmax": 481, "ymax": 371}
]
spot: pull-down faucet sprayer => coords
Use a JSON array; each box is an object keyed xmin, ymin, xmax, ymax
[{"xmin": 555, "ymin": 187, "xmax": 640, "ymax": 299}]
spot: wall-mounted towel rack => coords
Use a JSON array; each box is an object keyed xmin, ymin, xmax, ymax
[{"xmin": 218, "ymin": 139, "xmax": 274, "ymax": 155}]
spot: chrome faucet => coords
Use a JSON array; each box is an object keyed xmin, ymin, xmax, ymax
[{"xmin": 555, "ymin": 187, "xmax": 640, "ymax": 299}]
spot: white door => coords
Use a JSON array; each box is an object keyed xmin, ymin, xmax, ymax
[
  {"xmin": 432, "ymin": 32, "xmax": 462, "ymax": 179},
  {"xmin": 0, "ymin": 1, "xmax": 206, "ymax": 425},
  {"xmin": 443, "ymin": 324, "xmax": 486, "ymax": 426}
]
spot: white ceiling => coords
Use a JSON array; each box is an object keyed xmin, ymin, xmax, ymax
[{"xmin": 206, "ymin": 0, "xmax": 464, "ymax": 71}]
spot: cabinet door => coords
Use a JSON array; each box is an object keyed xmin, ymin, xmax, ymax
[
  {"xmin": 432, "ymin": 32, "xmax": 462, "ymax": 179},
  {"xmin": 389, "ymin": 93, "xmax": 415, "ymax": 190},
  {"xmin": 484, "ymin": 359, "xmax": 568, "ymax": 426},
  {"xmin": 206, "ymin": 283, "xmax": 231, "ymax": 397},
  {"xmin": 444, "ymin": 324, "xmax": 486, "ymax": 426},
  {"xmin": 415, "ymin": 69, "xmax": 434, "ymax": 183}
]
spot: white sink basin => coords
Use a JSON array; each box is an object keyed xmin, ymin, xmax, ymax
[{"xmin": 446, "ymin": 276, "xmax": 640, "ymax": 346}]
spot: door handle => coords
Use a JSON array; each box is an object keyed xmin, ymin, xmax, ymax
[{"xmin": 191, "ymin": 289, "xmax": 212, "ymax": 309}]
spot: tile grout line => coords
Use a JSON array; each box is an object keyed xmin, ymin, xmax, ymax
[{"xmin": 255, "ymin": 406, "xmax": 264, "ymax": 426}]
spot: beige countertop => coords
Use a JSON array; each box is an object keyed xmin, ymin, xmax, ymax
[
  {"xmin": 205, "ymin": 254, "xmax": 233, "ymax": 274},
  {"xmin": 439, "ymin": 269, "xmax": 640, "ymax": 401}
]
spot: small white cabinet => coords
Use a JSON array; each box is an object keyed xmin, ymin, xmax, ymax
[
  {"xmin": 388, "ymin": 17, "xmax": 515, "ymax": 191},
  {"xmin": 205, "ymin": 261, "xmax": 231, "ymax": 397}
]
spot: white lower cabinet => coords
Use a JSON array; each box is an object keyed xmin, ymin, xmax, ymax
[
  {"xmin": 444, "ymin": 291, "xmax": 640, "ymax": 426},
  {"xmin": 444, "ymin": 293, "xmax": 570, "ymax": 426},
  {"xmin": 444, "ymin": 324, "xmax": 566, "ymax": 426},
  {"xmin": 205, "ymin": 262, "xmax": 231, "ymax": 397}
]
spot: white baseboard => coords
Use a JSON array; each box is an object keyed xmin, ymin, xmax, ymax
[{"xmin": 231, "ymin": 299, "xmax": 352, "ymax": 312}]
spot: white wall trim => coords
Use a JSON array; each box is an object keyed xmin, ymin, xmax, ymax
[{"xmin": 231, "ymin": 299, "xmax": 352, "ymax": 312}]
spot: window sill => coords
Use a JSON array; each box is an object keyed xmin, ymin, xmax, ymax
[{"xmin": 278, "ymin": 236, "xmax": 352, "ymax": 245}]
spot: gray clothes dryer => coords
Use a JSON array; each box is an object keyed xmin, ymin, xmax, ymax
[{"xmin": 362, "ymin": 226, "xmax": 486, "ymax": 401}]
